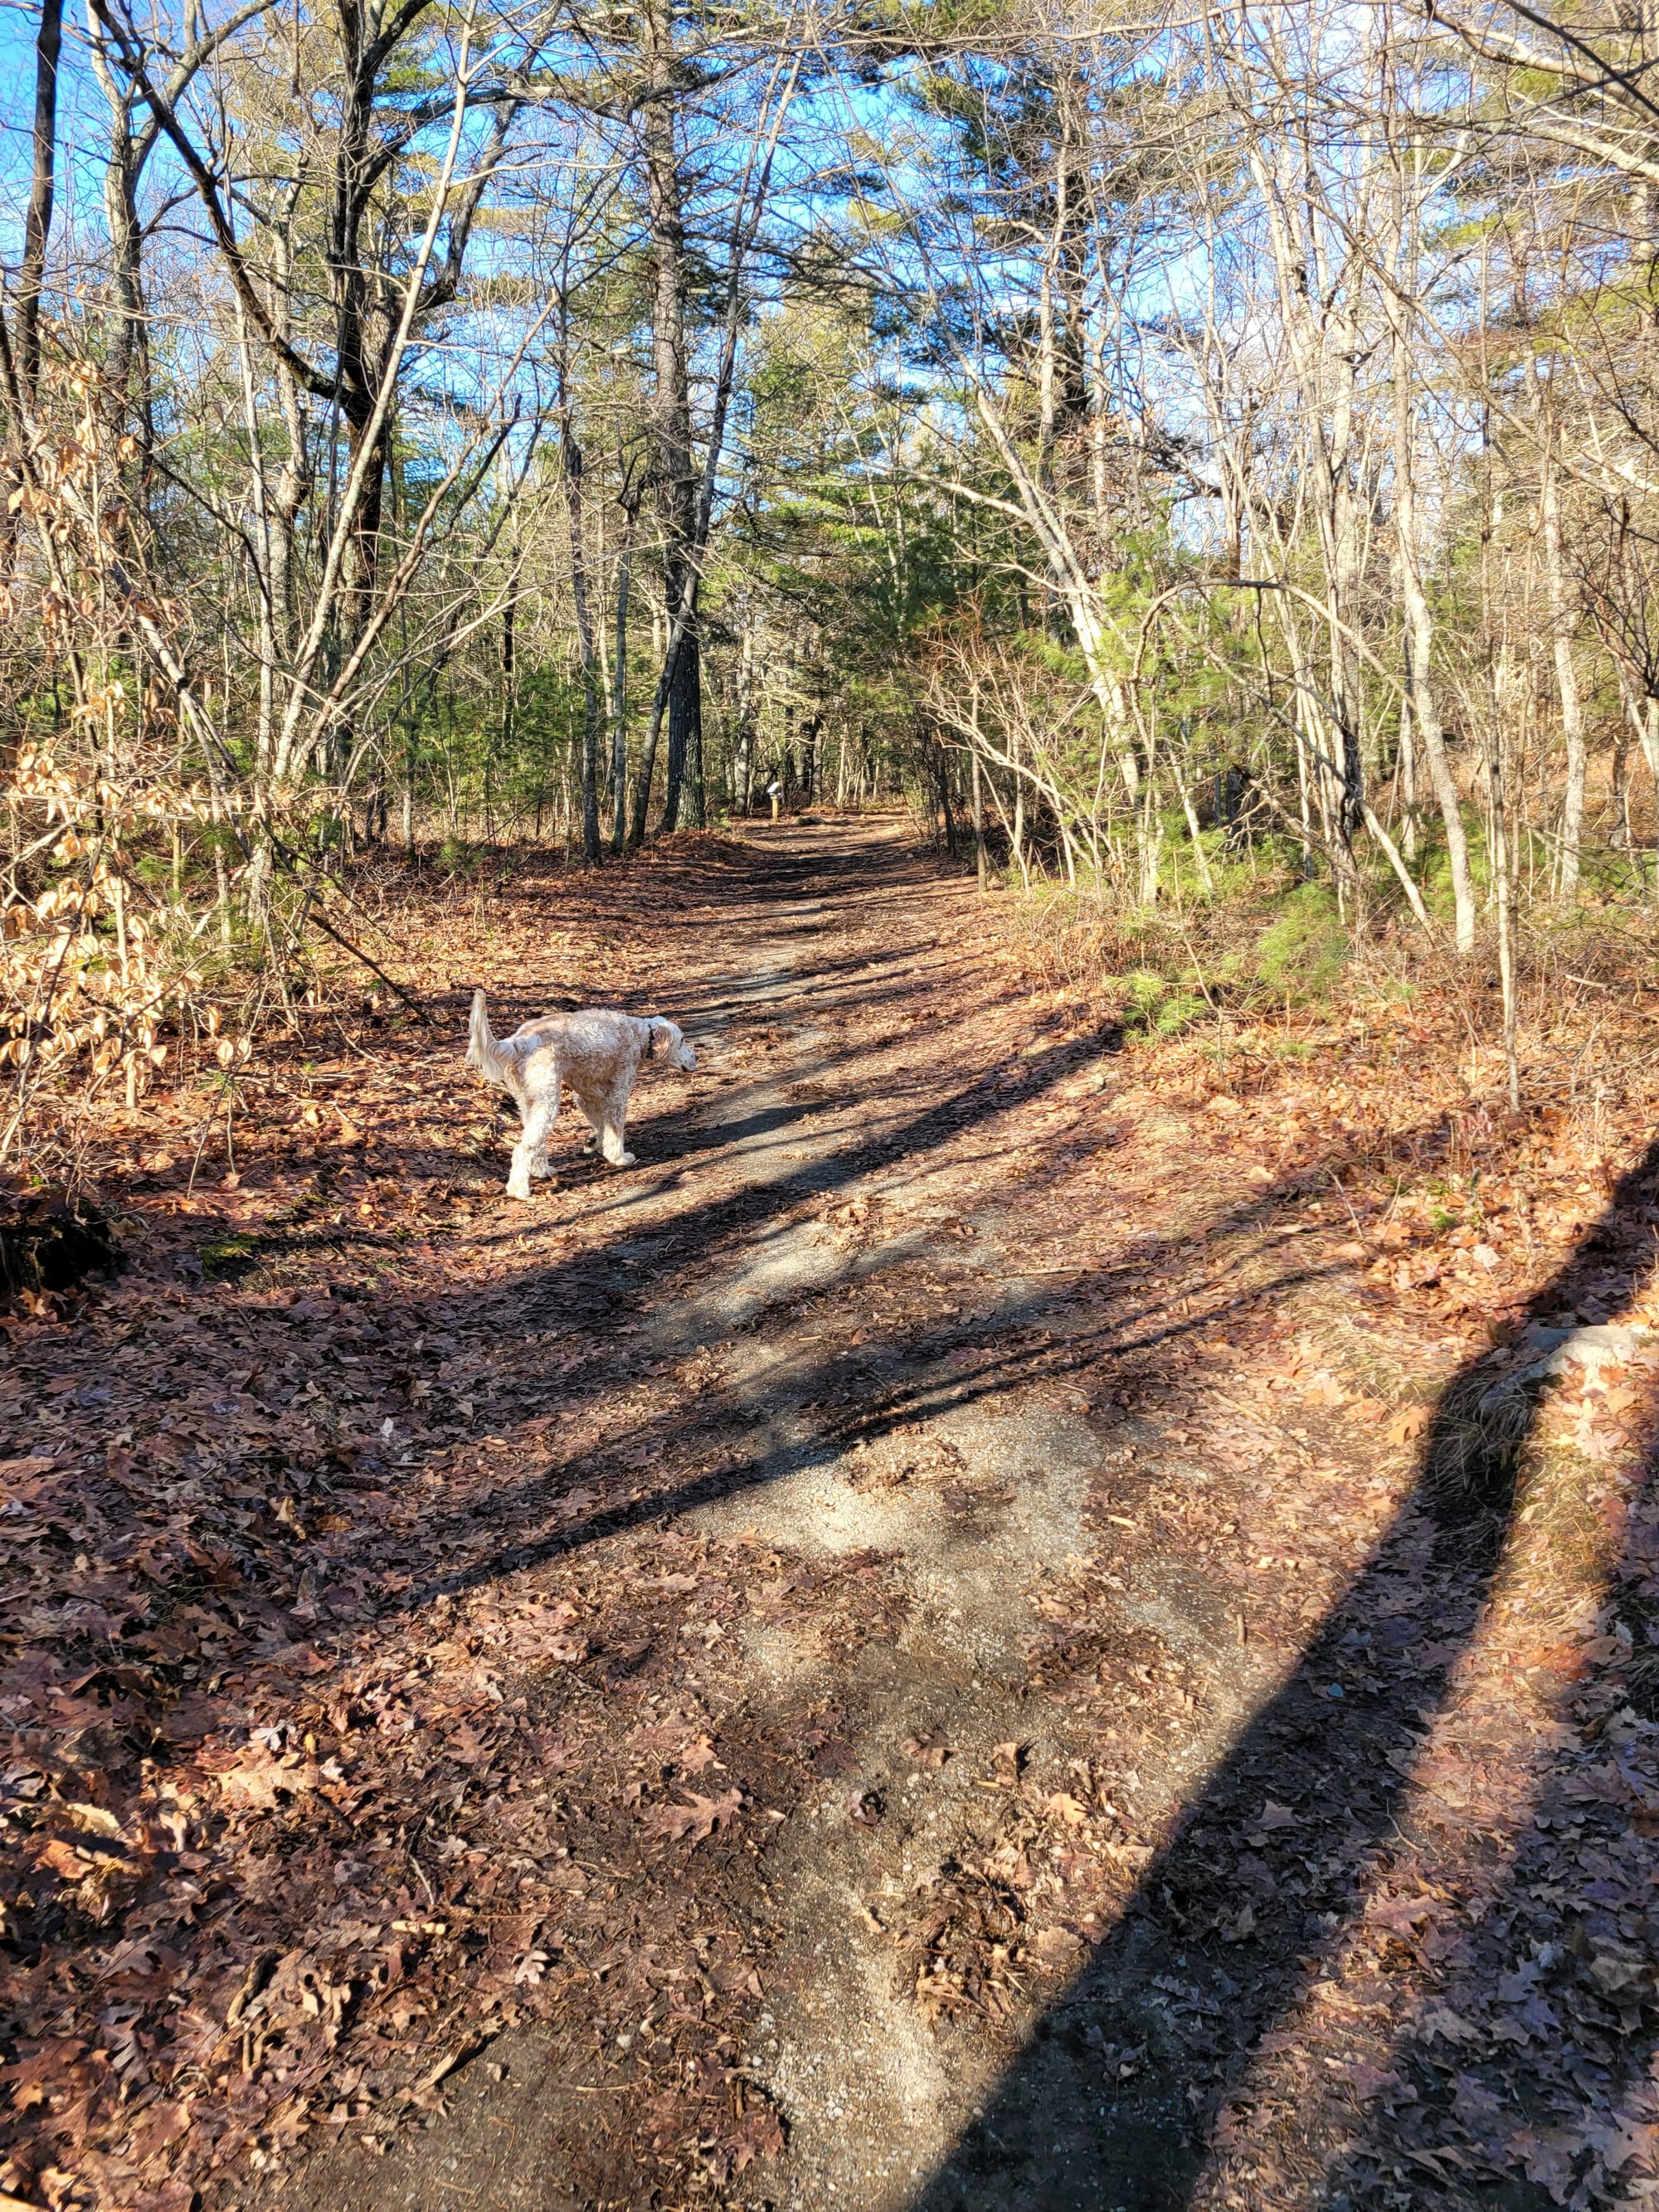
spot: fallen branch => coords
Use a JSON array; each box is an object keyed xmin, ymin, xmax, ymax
[{"xmin": 301, "ymin": 905, "xmax": 423, "ymax": 1015}]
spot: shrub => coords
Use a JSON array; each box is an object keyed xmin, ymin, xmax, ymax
[
  {"xmin": 1255, "ymin": 884, "xmax": 1350, "ymax": 998},
  {"xmin": 1121, "ymin": 968, "xmax": 1206, "ymax": 1038}
]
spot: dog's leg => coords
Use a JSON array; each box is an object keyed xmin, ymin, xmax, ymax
[
  {"xmin": 508, "ymin": 1088, "xmax": 557, "ymax": 1201},
  {"xmin": 534, "ymin": 1072, "xmax": 562, "ymax": 1178},
  {"xmin": 577, "ymin": 1092, "xmax": 604, "ymax": 1155},
  {"xmin": 598, "ymin": 1082, "xmax": 636, "ymax": 1168}
]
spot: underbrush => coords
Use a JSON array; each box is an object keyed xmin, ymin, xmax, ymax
[
  {"xmin": 0, "ymin": 826, "xmax": 710, "ymax": 1203},
  {"xmin": 995, "ymin": 847, "xmax": 1659, "ymax": 1198}
]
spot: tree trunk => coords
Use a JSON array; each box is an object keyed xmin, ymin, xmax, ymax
[
  {"xmin": 611, "ymin": 493, "xmax": 637, "ymax": 853},
  {"xmin": 1540, "ymin": 448, "xmax": 1587, "ymax": 905},
  {"xmin": 18, "ymin": 0, "xmax": 65, "ymax": 406},
  {"xmin": 802, "ymin": 716, "xmax": 821, "ymax": 805},
  {"xmin": 641, "ymin": 0, "xmax": 702, "ymax": 834},
  {"xmin": 85, "ymin": 46, "xmax": 153, "ymax": 503},
  {"xmin": 628, "ymin": 588, "xmax": 668, "ymax": 846},
  {"xmin": 1391, "ymin": 317, "xmax": 1476, "ymax": 953},
  {"xmin": 562, "ymin": 429, "xmax": 603, "ymax": 864},
  {"xmin": 937, "ymin": 746, "xmax": 958, "ymax": 858}
]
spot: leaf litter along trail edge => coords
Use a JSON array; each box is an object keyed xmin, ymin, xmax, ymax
[{"xmin": 2, "ymin": 819, "xmax": 1656, "ymax": 2212}]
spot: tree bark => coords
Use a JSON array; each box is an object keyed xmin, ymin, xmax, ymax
[
  {"xmin": 18, "ymin": 0, "xmax": 65, "ymax": 407},
  {"xmin": 562, "ymin": 428, "xmax": 603, "ymax": 863},
  {"xmin": 641, "ymin": 0, "xmax": 702, "ymax": 834},
  {"xmin": 1391, "ymin": 316, "xmax": 1476, "ymax": 953},
  {"xmin": 971, "ymin": 747, "xmax": 988, "ymax": 890},
  {"xmin": 1540, "ymin": 445, "xmax": 1586, "ymax": 905},
  {"xmin": 84, "ymin": 37, "xmax": 155, "ymax": 503},
  {"xmin": 611, "ymin": 490, "xmax": 638, "ymax": 852}
]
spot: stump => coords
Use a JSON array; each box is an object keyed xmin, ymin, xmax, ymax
[{"xmin": 0, "ymin": 1184, "xmax": 117, "ymax": 1305}]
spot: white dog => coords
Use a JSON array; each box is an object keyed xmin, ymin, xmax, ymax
[{"xmin": 467, "ymin": 992, "xmax": 697, "ymax": 1200}]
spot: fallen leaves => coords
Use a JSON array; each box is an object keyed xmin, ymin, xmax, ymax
[
  {"xmin": 0, "ymin": 1453, "xmax": 56, "ymax": 1484},
  {"xmin": 705, "ymin": 2098, "xmax": 786, "ymax": 2180},
  {"xmin": 3, "ymin": 830, "xmax": 1657, "ymax": 2212},
  {"xmin": 1387, "ymin": 1403, "xmax": 1431, "ymax": 1443},
  {"xmin": 213, "ymin": 1746, "xmax": 324, "ymax": 1813},
  {"xmin": 988, "ymin": 1740, "xmax": 1024, "ymax": 1787},
  {"xmin": 641, "ymin": 1789, "xmax": 745, "ymax": 1846},
  {"xmin": 1248, "ymin": 1800, "xmax": 1299, "ymax": 1839},
  {"xmin": 1044, "ymin": 1790, "xmax": 1090, "ymax": 1828}
]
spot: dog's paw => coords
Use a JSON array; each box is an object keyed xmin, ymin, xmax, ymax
[
  {"xmin": 607, "ymin": 1150, "xmax": 637, "ymax": 1169},
  {"xmin": 505, "ymin": 1175, "xmax": 533, "ymax": 1202}
]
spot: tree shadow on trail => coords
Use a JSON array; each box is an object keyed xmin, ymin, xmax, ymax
[
  {"xmin": 41, "ymin": 822, "xmax": 1656, "ymax": 2212},
  {"xmin": 905, "ymin": 1140, "xmax": 1659, "ymax": 2212},
  {"xmin": 326, "ymin": 1048, "xmax": 1401, "ymax": 1625}
]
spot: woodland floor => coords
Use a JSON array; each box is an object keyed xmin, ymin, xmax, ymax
[{"xmin": 3, "ymin": 817, "xmax": 1659, "ymax": 2212}]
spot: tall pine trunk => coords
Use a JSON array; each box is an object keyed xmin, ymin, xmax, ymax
[
  {"xmin": 1392, "ymin": 316, "xmax": 1475, "ymax": 952},
  {"xmin": 642, "ymin": 0, "xmax": 702, "ymax": 834}
]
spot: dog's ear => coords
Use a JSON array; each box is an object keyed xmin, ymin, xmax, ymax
[{"xmin": 645, "ymin": 1017, "xmax": 662, "ymax": 1058}]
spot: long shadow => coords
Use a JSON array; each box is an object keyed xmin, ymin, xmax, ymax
[
  {"xmin": 18, "ymin": 820, "xmax": 1608, "ymax": 2210},
  {"xmin": 257, "ymin": 1096, "xmax": 1409, "ymax": 1641},
  {"xmin": 1328, "ymin": 1457, "xmax": 1659, "ymax": 2206},
  {"xmin": 898, "ymin": 1140, "xmax": 1659, "ymax": 2212},
  {"xmin": 147, "ymin": 827, "xmax": 1451, "ymax": 1663},
  {"xmin": 377, "ymin": 1239, "xmax": 1350, "ymax": 1618}
]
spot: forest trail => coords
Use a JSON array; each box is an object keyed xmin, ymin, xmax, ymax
[
  {"xmin": 296, "ymin": 815, "xmax": 1298, "ymax": 2212},
  {"xmin": 278, "ymin": 812, "xmax": 1308, "ymax": 2212},
  {"xmin": 8, "ymin": 821, "xmax": 1657, "ymax": 2212}
]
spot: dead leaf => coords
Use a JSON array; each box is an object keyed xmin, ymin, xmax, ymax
[
  {"xmin": 1507, "ymin": 2126, "xmax": 1581, "ymax": 2203},
  {"xmin": 903, "ymin": 1735, "xmax": 950, "ymax": 1767},
  {"xmin": 1331, "ymin": 2059, "xmax": 1406, "ymax": 2101},
  {"xmin": 713, "ymin": 2102, "xmax": 786, "ymax": 2177},
  {"xmin": 0, "ymin": 1456, "xmax": 56, "ymax": 1485},
  {"xmin": 642, "ymin": 1788, "xmax": 743, "ymax": 1845},
  {"xmin": 216, "ymin": 1750, "xmax": 321, "ymax": 1812},
  {"xmin": 1367, "ymin": 1891, "xmax": 1443, "ymax": 1936},
  {"xmin": 1029, "ymin": 1924, "xmax": 1084, "ymax": 1967}
]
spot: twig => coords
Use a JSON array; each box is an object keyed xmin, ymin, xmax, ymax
[
  {"xmin": 302, "ymin": 905, "xmax": 422, "ymax": 1014},
  {"xmin": 408, "ymin": 1840, "xmax": 439, "ymax": 1913}
]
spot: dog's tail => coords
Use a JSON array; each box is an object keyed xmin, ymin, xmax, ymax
[{"xmin": 467, "ymin": 989, "xmax": 514, "ymax": 1087}]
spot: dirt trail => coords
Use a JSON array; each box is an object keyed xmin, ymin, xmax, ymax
[
  {"xmin": 275, "ymin": 818, "xmax": 1384, "ymax": 2211},
  {"xmin": 11, "ymin": 819, "xmax": 1657, "ymax": 2212}
]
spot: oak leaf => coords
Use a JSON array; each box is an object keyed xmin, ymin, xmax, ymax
[{"xmin": 642, "ymin": 1787, "xmax": 743, "ymax": 1845}]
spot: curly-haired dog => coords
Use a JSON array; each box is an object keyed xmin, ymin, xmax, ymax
[{"xmin": 467, "ymin": 992, "xmax": 697, "ymax": 1200}]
